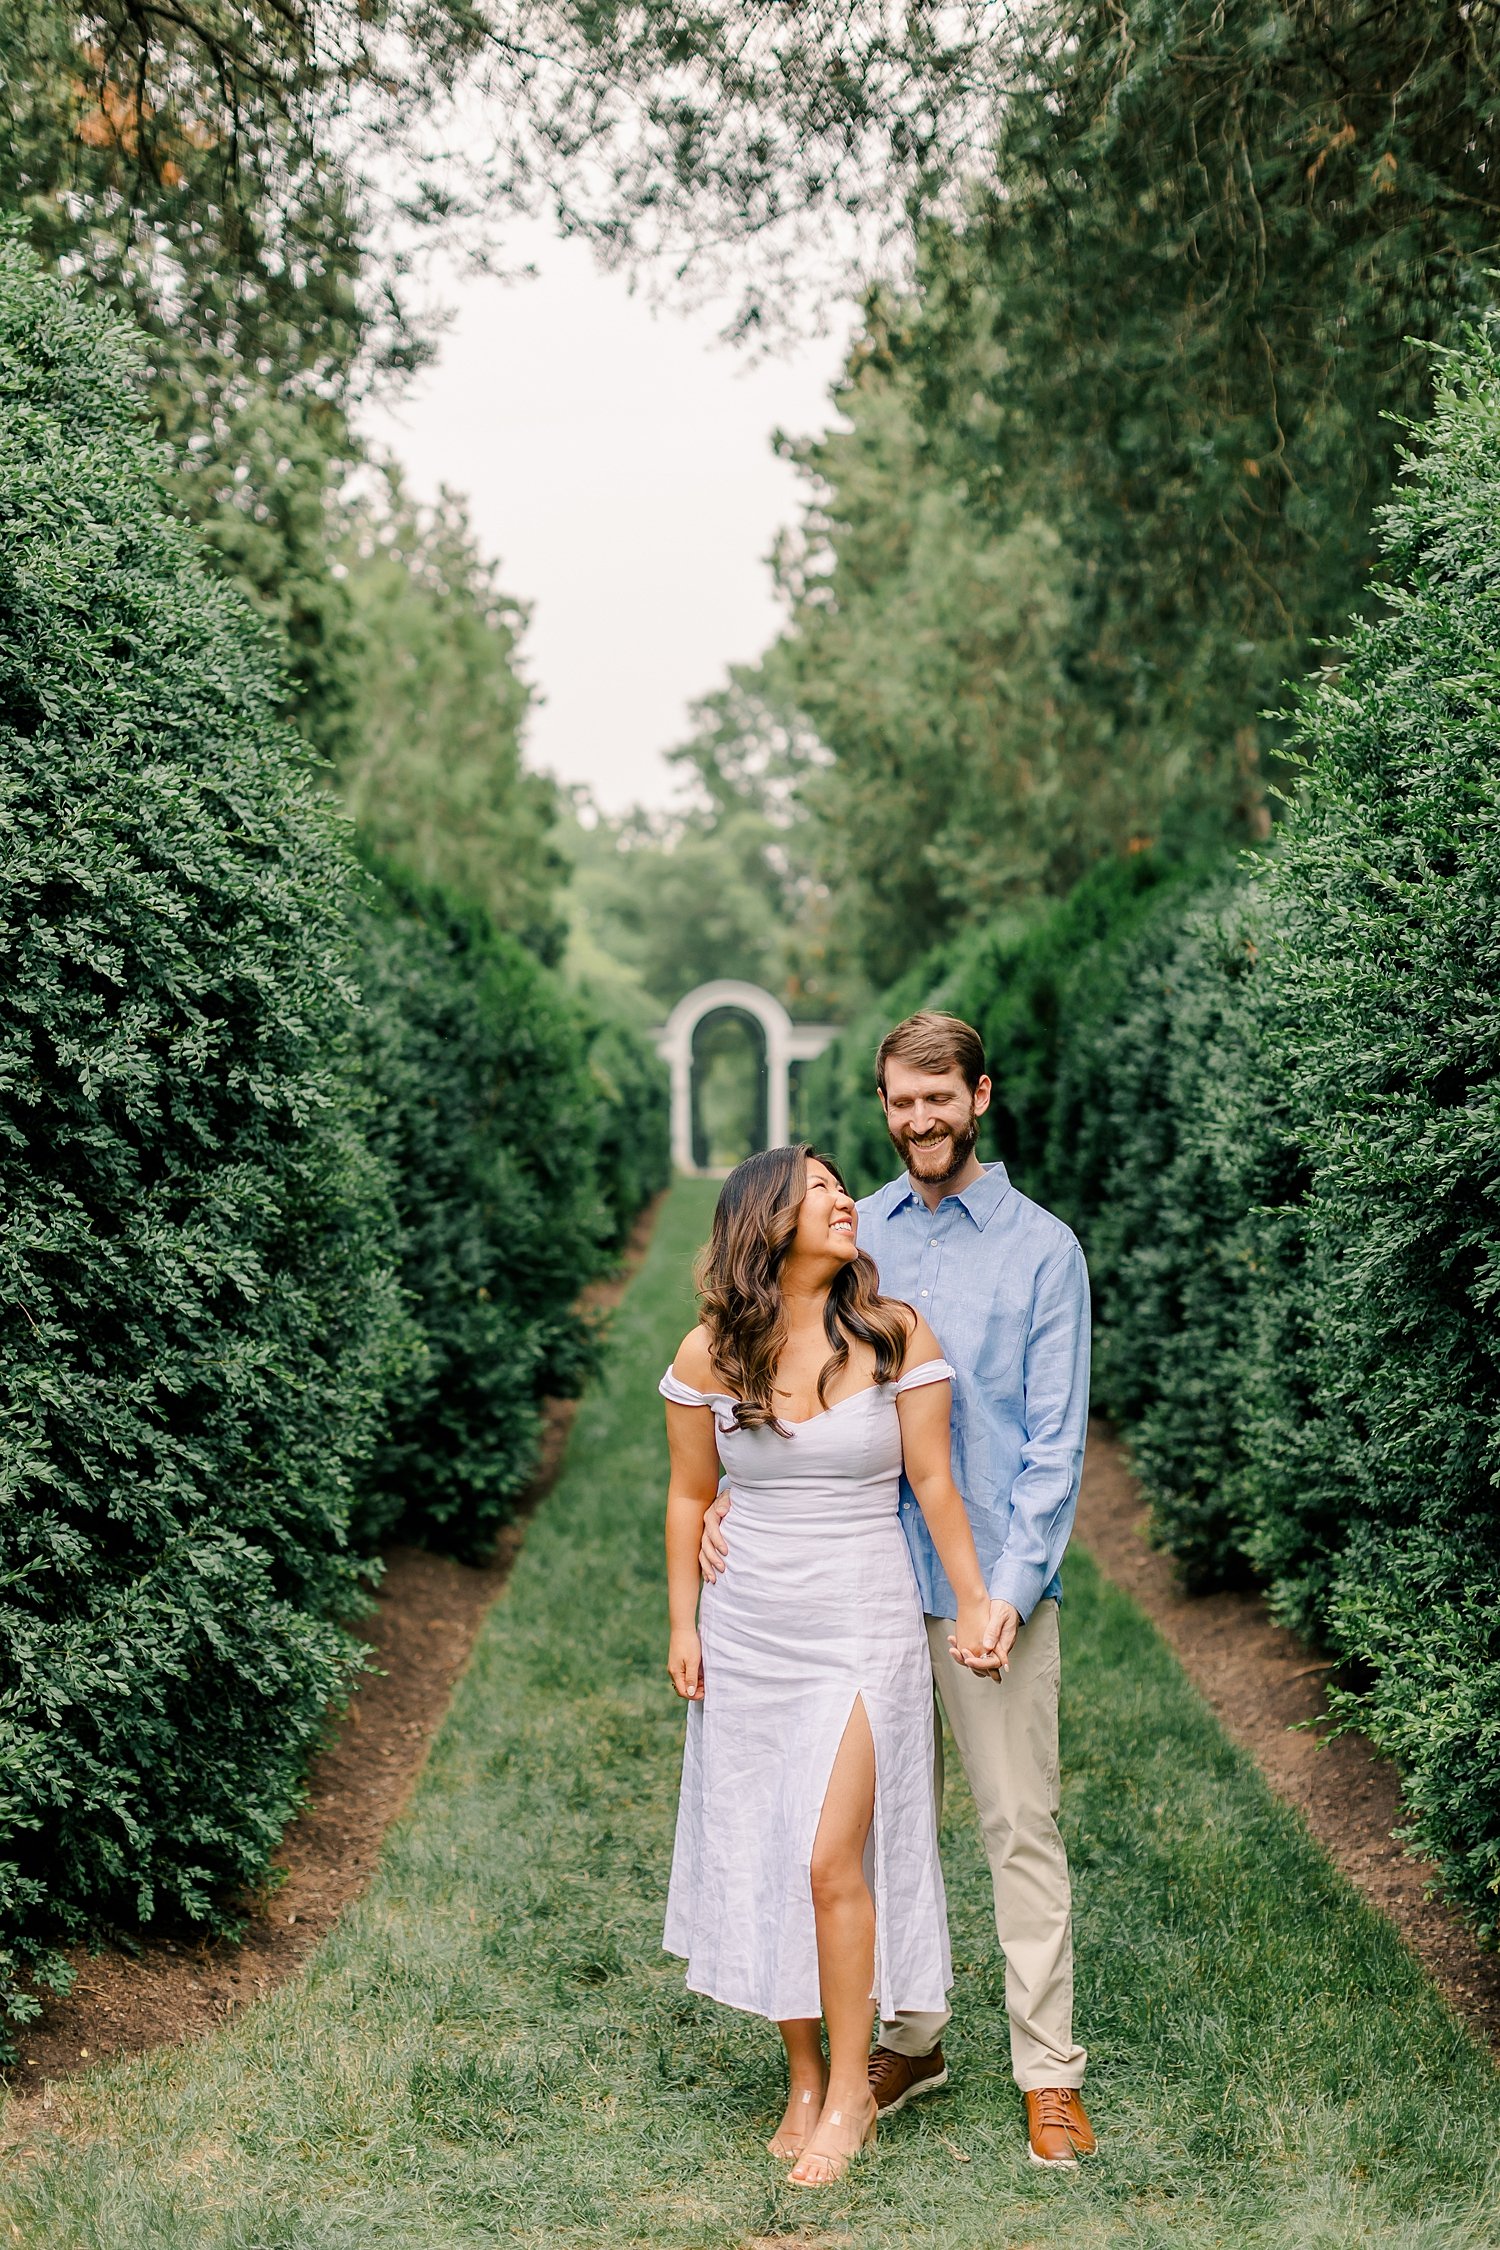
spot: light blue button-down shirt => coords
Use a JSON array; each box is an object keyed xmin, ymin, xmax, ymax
[{"xmin": 857, "ymin": 1162, "xmax": 1090, "ymax": 1623}]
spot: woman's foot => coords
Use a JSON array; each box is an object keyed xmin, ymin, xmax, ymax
[
  {"xmin": 786, "ymin": 2091, "xmax": 877, "ymax": 2186},
  {"xmin": 767, "ymin": 2079, "xmax": 825, "ymax": 2160}
]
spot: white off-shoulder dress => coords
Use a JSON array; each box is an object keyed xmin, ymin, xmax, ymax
[{"xmin": 659, "ymin": 1357, "xmax": 956, "ymax": 2024}]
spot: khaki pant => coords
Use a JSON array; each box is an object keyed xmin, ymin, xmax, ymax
[{"xmin": 881, "ymin": 1600, "xmax": 1087, "ymax": 2091}]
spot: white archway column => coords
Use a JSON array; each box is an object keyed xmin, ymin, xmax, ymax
[
  {"xmin": 653, "ymin": 980, "xmax": 839, "ymax": 1176},
  {"xmin": 766, "ymin": 1012, "xmax": 791, "ymax": 1151},
  {"xmin": 668, "ymin": 1053, "xmax": 696, "ymax": 1182}
]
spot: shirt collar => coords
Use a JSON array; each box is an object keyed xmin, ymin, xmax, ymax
[{"xmin": 881, "ymin": 1160, "xmax": 1012, "ymax": 1230}]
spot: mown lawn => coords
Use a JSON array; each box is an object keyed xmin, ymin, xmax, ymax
[{"xmin": 6, "ymin": 1178, "xmax": 1498, "ymax": 2250}]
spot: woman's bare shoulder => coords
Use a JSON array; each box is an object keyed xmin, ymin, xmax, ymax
[{"xmin": 671, "ymin": 1325, "xmax": 718, "ymax": 1387}]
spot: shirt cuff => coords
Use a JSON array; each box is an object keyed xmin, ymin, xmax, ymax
[{"xmin": 987, "ymin": 1555, "xmax": 1045, "ymax": 1624}]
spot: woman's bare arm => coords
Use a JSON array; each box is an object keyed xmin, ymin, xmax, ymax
[{"xmin": 664, "ymin": 1329, "xmax": 724, "ymax": 1699}]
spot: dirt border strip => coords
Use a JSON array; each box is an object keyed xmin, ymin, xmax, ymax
[
  {"xmin": 1077, "ymin": 1420, "xmax": 1500, "ymax": 2056},
  {"xmin": 4, "ymin": 1194, "xmax": 665, "ymax": 2102}
]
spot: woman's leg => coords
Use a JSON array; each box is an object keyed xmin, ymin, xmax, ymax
[
  {"xmin": 768, "ymin": 2018, "xmax": 827, "ymax": 2157},
  {"xmin": 789, "ymin": 1697, "xmax": 879, "ymax": 2183}
]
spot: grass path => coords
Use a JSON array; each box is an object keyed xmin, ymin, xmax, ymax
[{"xmin": 7, "ymin": 1179, "xmax": 1499, "ymax": 2249}]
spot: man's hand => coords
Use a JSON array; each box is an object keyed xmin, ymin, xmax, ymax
[
  {"xmin": 963, "ymin": 1598, "xmax": 1021, "ymax": 1675},
  {"xmin": 699, "ymin": 1490, "xmax": 730, "ymax": 1582}
]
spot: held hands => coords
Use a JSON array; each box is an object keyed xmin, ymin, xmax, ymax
[
  {"xmin": 948, "ymin": 1596, "xmax": 992, "ymax": 1672},
  {"xmin": 948, "ymin": 1598, "xmax": 1022, "ymax": 1676},
  {"xmin": 667, "ymin": 1626, "xmax": 704, "ymax": 1701}
]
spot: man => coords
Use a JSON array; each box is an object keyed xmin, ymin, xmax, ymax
[{"xmin": 701, "ymin": 1010, "xmax": 1095, "ymax": 2169}]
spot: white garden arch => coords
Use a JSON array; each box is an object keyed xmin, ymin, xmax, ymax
[{"xmin": 654, "ymin": 981, "xmax": 840, "ymax": 1175}]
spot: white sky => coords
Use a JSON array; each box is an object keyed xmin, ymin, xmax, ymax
[{"xmin": 361, "ymin": 225, "xmax": 853, "ymax": 813}]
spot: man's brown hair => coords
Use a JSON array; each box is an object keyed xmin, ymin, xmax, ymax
[{"xmin": 875, "ymin": 1010, "xmax": 986, "ymax": 1095}]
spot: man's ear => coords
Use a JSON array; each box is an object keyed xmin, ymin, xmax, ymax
[{"xmin": 973, "ymin": 1074, "xmax": 993, "ymax": 1118}]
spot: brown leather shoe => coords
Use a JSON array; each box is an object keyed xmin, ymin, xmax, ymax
[
  {"xmin": 867, "ymin": 2043, "xmax": 949, "ymax": 2116},
  {"xmin": 1024, "ymin": 2086, "xmax": 1096, "ymax": 2167}
]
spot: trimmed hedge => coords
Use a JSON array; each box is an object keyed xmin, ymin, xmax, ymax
[
  {"xmin": 585, "ymin": 1012, "xmax": 673, "ymax": 1255},
  {"xmin": 0, "ymin": 236, "xmax": 411, "ymax": 2028},
  {"xmin": 352, "ymin": 863, "xmax": 668, "ymax": 1557},
  {"xmin": 0, "ymin": 241, "xmax": 670, "ymax": 2040},
  {"xmin": 805, "ymin": 330, "xmax": 1500, "ymax": 1935},
  {"xmin": 1251, "ymin": 334, "xmax": 1500, "ymax": 1925}
]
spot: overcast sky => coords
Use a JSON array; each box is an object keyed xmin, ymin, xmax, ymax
[{"xmin": 361, "ymin": 225, "xmax": 853, "ymax": 814}]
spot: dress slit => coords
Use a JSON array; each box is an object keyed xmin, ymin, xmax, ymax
[
  {"xmin": 803, "ymin": 1689, "xmax": 909, "ymax": 2016},
  {"xmin": 798, "ymin": 1687, "xmax": 870, "ymax": 1898}
]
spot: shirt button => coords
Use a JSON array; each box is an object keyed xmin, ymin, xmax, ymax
[{"xmin": 920, "ymin": 1289, "xmax": 929, "ymax": 1297}]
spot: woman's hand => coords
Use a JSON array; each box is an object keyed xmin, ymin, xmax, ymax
[
  {"xmin": 950, "ymin": 1597, "xmax": 1018, "ymax": 1675},
  {"xmin": 950, "ymin": 1596, "xmax": 992, "ymax": 1671},
  {"xmin": 667, "ymin": 1626, "xmax": 704, "ymax": 1701}
]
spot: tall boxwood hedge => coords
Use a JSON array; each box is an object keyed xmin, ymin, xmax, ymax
[
  {"xmin": 585, "ymin": 1013, "xmax": 672, "ymax": 1254},
  {"xmin": 804, "ymin": 328, "xmax": 1500, "ymax": 1932},
  {"xmin": 0, "ymin": 240, "xmax": 672, "ymax": 2036},
  {"xmin": 353, "ymin": 862, "xmax": 668, "ymax": 1557},
  {"xmin": 1250, "ymin": 334, "xmax": 1500, "ymax": 1928},
  {"xmin": 0, "ymin": 238, "xmax": 411, "ymax": 2029}
]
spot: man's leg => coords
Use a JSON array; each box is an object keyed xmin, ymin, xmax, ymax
[
  {"xmin": 926, "ymin": 1601, "xmax": 1086, "ymax": 2092},
  {"xmin": 872, "ymin": 1687, "xmax": 952, "ymax": 2105}
]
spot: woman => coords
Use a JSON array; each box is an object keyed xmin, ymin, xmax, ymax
[{"xmin": 661, "ymin": 1146, "xmax": 993, "ymax": 2186}]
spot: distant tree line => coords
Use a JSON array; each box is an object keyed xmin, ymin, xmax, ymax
[
  {"xmin": 686, "ymin": 2, "xmax": 1500, "ymax": 985},
  {"xmin": 31, "ymin": 0, "xmax": 1487, "ymax": 1042},
  {"xmin": 557, "ymin": 3, "xmax": 1500, "ymax": 1012},
  {"xmin": 1, "ymin": 0, "xmax": 567, "ymax": 959}
]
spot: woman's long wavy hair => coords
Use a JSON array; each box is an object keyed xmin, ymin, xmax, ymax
[{"xmin": 695, "ymin": 1145, "xmax": 911, "ymax": 1434}]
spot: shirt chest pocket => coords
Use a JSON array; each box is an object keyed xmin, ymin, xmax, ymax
[{"xmin": 964, "ymin": 1283, "xmax": 1031, "ymax": 1391}]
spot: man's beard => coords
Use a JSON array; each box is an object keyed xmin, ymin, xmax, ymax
[{"xmin": 887, "ymin": 1107, "xmax": 980, "ymax": 1185}]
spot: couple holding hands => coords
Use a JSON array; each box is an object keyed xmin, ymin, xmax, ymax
[{"xmin": 661, "ymin": 1011, "xmax": 1096, "ymax": 2186}]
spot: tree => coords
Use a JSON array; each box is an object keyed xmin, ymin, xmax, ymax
[
  {"xmin": 901, "ymin": 0, "xmax": 1500, "ymax": 834},
  {"xmin": 693, "ymin": 1, "xmax": 1500, "ymax": 982},
  {"xmin": 765, "ymin": 334, "xmax": 1122, "ymax": 985},
  {"xmin": 0, "ymin": 1, "xmax": 388, "ymax": 753},
  {"xmin": 335, "ymin": 475, "xmax": 565, "ymax": 960},
  {"xmin": 561, "ymin": 667, "xmax": 861, "ymax": 1019}
]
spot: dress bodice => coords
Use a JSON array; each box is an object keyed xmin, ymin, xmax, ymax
[{"xmin": 659, "ymin": 1358, "xmax": 953, "ymax": 1514}]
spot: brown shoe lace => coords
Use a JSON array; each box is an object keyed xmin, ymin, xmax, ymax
[{"xmin": 1032, "ymin": 2087, "xmax": 1075, "ymax": 2131}]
